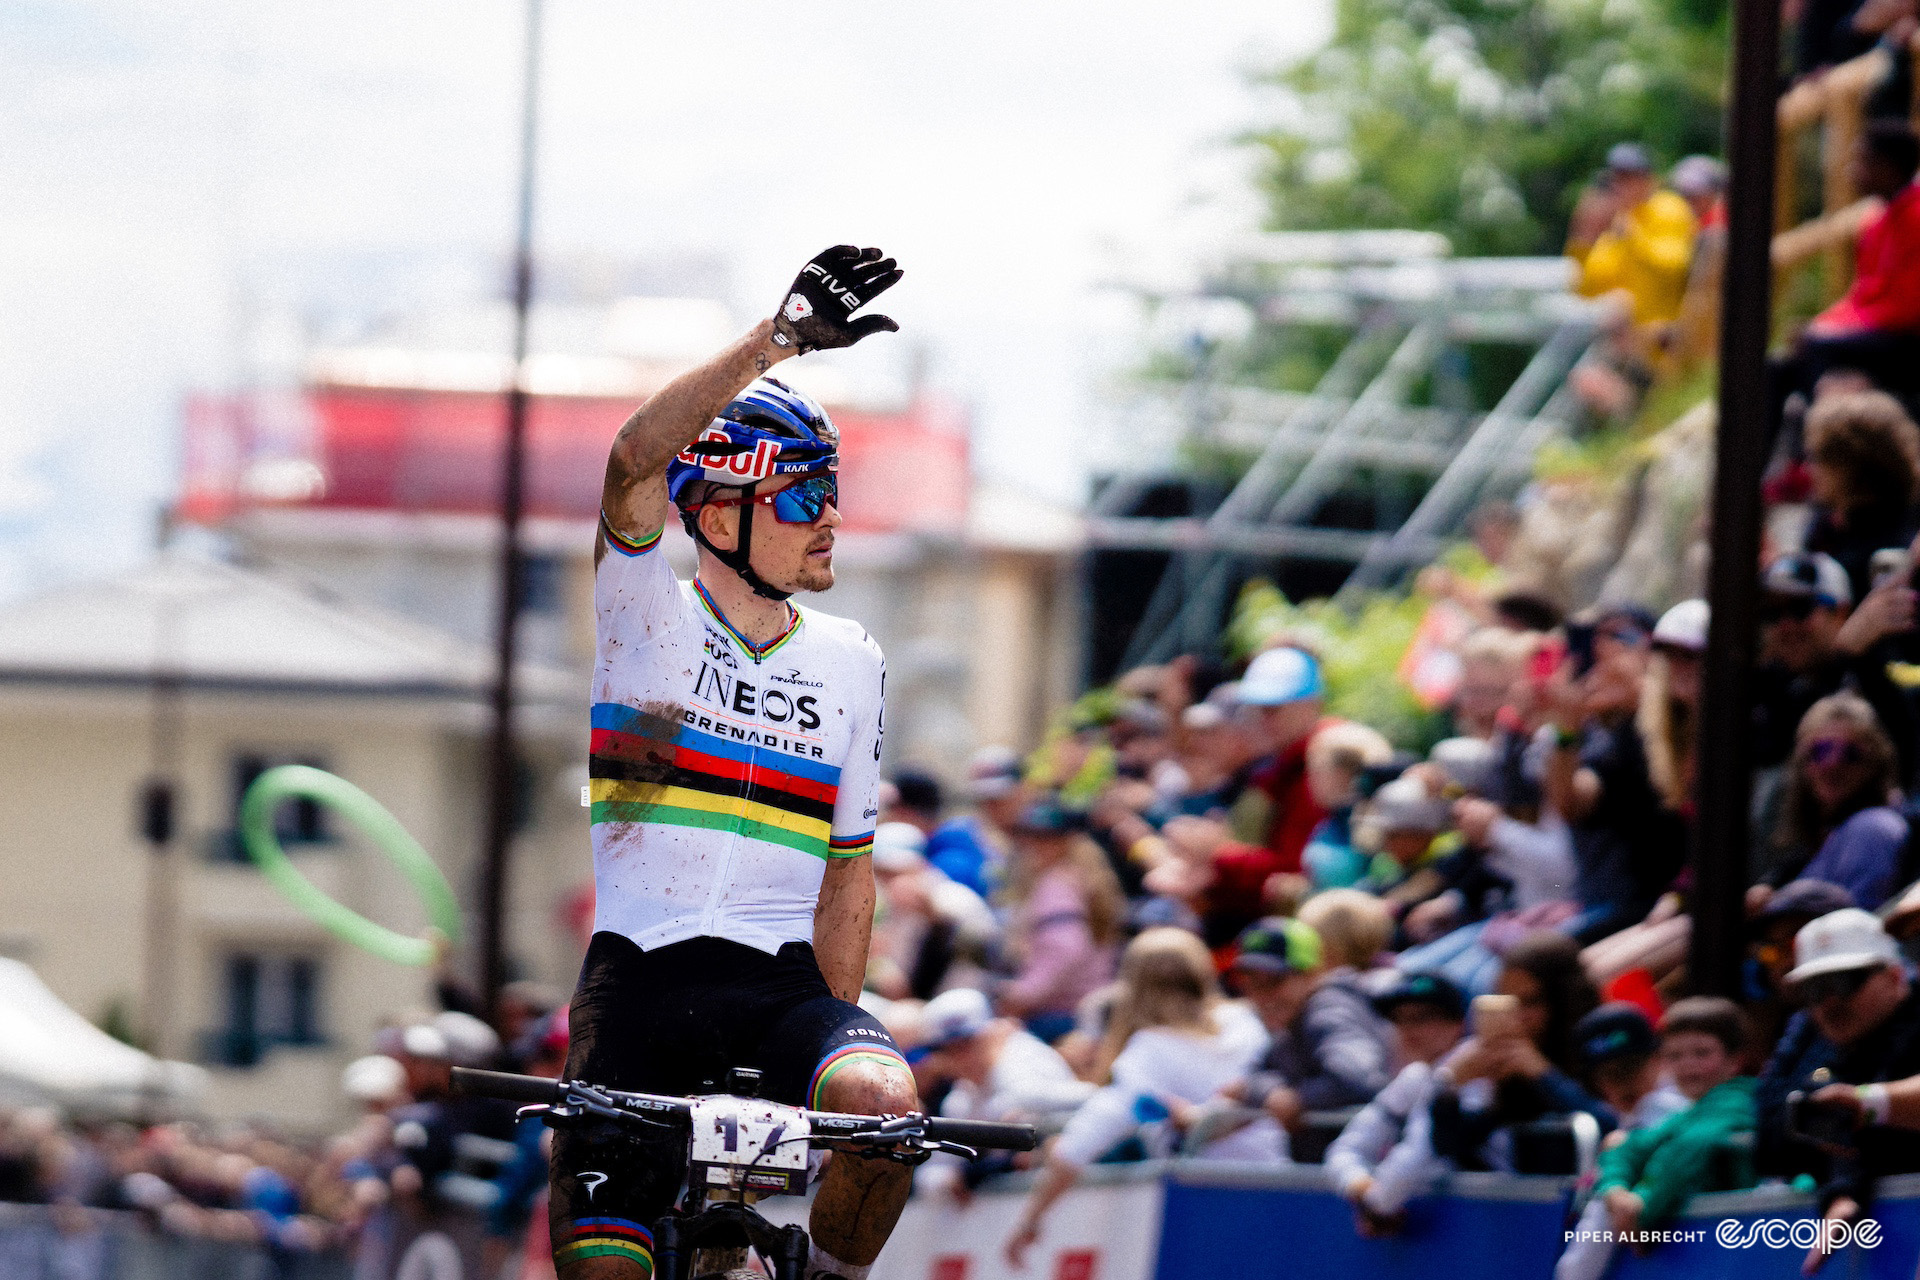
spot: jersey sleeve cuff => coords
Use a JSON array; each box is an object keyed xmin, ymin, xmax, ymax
[
  {"xmin": 826, "ymin": 831, "xmax": 874, "ymax": 859},
  {"xmin": 602, "ymin": 512, "xmax": 664, "ymax": 557}
]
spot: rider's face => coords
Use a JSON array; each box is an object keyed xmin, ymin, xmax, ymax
[{"xmin": 699, "ymin": 474, "xmax": 842, "ymax": 594}]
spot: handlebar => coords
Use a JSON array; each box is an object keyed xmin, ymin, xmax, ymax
[
  {"xmin": 451, "ymin": 1068, "xmax": 568, "ymax": 1106},
  {"xmin": 450, "ymin": 1067, "xmax": 1037, "ymax": 1152},
  {"xmin": 919, "ymin": 1117, "xmax": 1039, "ymax": 1153}
]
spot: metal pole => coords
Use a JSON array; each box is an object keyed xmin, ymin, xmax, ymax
[
  {"xmin": 478, "ymin": 0, "xmax": 543, "ymax": 1020},
  {"xmin": 1690, "ymin": 0, "xmax": 1781, "ymax": 997}
]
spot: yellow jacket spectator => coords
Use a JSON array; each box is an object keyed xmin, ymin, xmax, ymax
[{"xmin": 1567, "ymin": 143, "xmax": 1699, "ymax": 327}]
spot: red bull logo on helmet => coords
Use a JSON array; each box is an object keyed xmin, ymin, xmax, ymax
[{"xmin": 675, "ymin": 429, "xmax": 781, "ymax": 483}]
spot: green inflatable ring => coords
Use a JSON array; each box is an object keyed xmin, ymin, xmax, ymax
[{"xmin": 240, "ymin": 765, "xmax": 462, "ymax": 967}]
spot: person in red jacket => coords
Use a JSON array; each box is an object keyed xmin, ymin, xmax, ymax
[
  {"xmin": 1204, "ymin": 647, "xmax": 1334, "ymax": 942},
  {"xmin": 1774, "ymin": 120, "xmax": 1920, "ymax": 432}
]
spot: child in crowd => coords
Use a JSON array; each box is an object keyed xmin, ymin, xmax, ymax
[
  {"xmin": 1301, "ymin": 723, "xmax": 1397, "ymax": 890},
  {"xmin": 1004, "ymin": 928, "xmax": 1275, "ymax": 1267},
  {"xmin": 1325, "ymin": 972, "xmax": 1470, "ymax": 1235},
  {"xmin": 1573, "ymin": 1003, "xmax": 1689, "ymax": 1133},
  {"xmin": 1555, "ymin": 998, "xmax": 1756, "ymax": 1280}
]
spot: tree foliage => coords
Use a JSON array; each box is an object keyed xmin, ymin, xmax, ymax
[{"xmin": 1248, "ymin": 0, "xmax": 1730, "ymax": 256}]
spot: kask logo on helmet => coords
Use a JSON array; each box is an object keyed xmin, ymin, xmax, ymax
[{"xmin": 675, "ymin": 430, "xmax": 780, "ymax": 483}]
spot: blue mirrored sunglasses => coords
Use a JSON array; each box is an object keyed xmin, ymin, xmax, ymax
[{"xmin": 701, "ymin": 472, "xmax": 838, "ymax": 524}]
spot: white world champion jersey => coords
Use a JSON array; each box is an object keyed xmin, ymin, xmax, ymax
[{"xmin": 587, "ymin": 520, "xmax": 884, "ymax": 955}]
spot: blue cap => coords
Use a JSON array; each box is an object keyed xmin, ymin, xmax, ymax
[{"xmin": 1237, "ymin": 647, "xmax": 1324, "ymax": 707}]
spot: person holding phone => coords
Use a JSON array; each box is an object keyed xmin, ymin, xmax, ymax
[
  {"xmin": 1427, "ymin": 933, "xmax": 1615, "ymax": 1172},
  {"xmin": 1754, "ymin": 909, "xmax": 1920, "ymax": 1275},
  {"xmin": 1542, "ymin": 607, "xmax": 1685, "ymax": 944}
]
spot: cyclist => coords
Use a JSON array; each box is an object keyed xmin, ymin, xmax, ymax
[{"xmin": 553, "ymin": 246, "xmax": 917, "ymax": 1280}]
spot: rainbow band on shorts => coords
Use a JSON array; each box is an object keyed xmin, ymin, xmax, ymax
[
  {"xmin": 557, "ymin": 1217, "xmax": 653, "ymax": 1274},
  {"xmin": 809, "ymin": 1043, "xmax": 913, "ymax": 1109}
]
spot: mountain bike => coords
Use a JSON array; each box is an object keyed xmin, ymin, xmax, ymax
[{"xmin": 451, "ymin": 1065, "xmax": 1037, "ymax": 1280}]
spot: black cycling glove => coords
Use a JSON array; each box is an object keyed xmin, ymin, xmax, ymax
[{"xmin": 770, "ymin": 244, "xmax": 902, "ymax": 355}]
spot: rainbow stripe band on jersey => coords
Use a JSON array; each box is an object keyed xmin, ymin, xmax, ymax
[
  {"xmin": 589, "ymin": 705, "xmax": 847, "ymax": 858},
  {"xmin": 603, "ymin": 517, "xmax": 663, "ymax": 557},
  {"xmin": 827, "ymin": 831, "xmax": 874, "ymax": 858},
  {"xmin": 809, "ymin": 1043, "xmax": 913, "ymax": 1109},
  {"xmin": 557, "ymin": 1218, "xmax": 653, "ymax": 1274},
  {"xmin": 693, "ymin": 577, "xmax": 801, "ymax": 662}
]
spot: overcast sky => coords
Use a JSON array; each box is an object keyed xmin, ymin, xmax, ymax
[{"xmin": 1, "ymin": 0, "xmax": 1330, "ymax": 599}]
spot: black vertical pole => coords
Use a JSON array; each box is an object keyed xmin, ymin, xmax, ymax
[
  {"xmin": 478, "ymin": 0, "xmax": 543, "ymax": 1021},
  {"xmin": 1690, "ymin": 0, "xmax": 1782, "ymax": 996}
]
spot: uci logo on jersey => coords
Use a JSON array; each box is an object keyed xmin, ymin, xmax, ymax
[{"xmin": 676, "ymin": 429, "xmax": 780, "ymax": 483}]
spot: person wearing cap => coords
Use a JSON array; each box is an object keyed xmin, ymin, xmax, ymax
[
  {"xmin": 1747, "ymin": 880, "xmax": 1859, "ymax": 1053},
  {"xmin": 1572, "ymin": 1004, "xmax": 1687, "ymax": 1133},
  {"xmin": 1353, "ymin": 775, "xmax": 1453, "ymax": 922},
  {"xmin": 1751, "ymin": 550, "xmax": 1915, "ymax": 777},
  {"xmin": 1234, "ymin": 645, "xmax": 1335, "ymax": 874},
  {"xmin": 1566, "ymin": 143, "xmax": 1699, "ymax": 330},
  {"xmin": 1323, "ymin": 973, "xmax": 1469, "ymax": 1235},
  {"xmin": 1221, "ymin": 917, "xmax": 1394, "ymax": 1133},
  {"xmin": 1558, "ymin": 998, "xmax": 1756, "ymax": 1280},
  {"xmin": 913, "ymin": 988, "xmax": 1092, "ymax": 1205},
  {"xmin": 1756, "ymin": 907, "xmax": 1920, "ymax": 1264}
]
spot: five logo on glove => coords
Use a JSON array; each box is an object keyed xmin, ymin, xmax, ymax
[{"xmin": 799, "ymin": 261, "xmax": 866, "ymax": 310}]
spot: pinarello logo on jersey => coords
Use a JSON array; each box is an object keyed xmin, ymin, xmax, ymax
[{"xmin": 677, "ymin": 429, "xmax": 780, "ymax": 483}]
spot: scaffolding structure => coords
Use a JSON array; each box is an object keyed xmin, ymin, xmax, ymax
[{"xmin": 1093, "ymin": 234, "xmax": 1600, "ymax": 669}]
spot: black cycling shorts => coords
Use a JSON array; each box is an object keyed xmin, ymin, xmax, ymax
[{"xmin": 547, "ymin": 933, "xmax": 907, "ymax": 1267}]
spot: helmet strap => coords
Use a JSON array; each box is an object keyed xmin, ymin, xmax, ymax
[{"xmin": 680, "ymin": 481, "xmax": 794, "ymax": 602}]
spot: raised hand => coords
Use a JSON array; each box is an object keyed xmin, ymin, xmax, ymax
[{"xmin": 771, "ymin": 245, "xmax": 903, "ymax": 355}]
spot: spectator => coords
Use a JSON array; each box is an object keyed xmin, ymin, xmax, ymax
[
  {"xmin": 1353, "ymin": 775, "xmax": 1451, "ymax": 918},
  {"xmin": 1756, "ymin": 908, "xmax": 1920, "ymax": 1270},
  {"xmin": 929, "ymin": 745, "xmax": 1029, "ymax": 896},
  {"xmin": 1580, "ymin": 599, "xmax": 1710, "ymax": 989},
  {"xmin": 1231, "ymin": 646, "xmax": 1332, "ymax": 876},
  {"xmin": 1755, "ymin": 692, "xmax": 1910, "ymax": 910},
  {"xmin": 1004, "ymin": 929, "xmax": 1275, "ymax": 1266},
  {"xmin": 1556, "ymin": 998, "xmax": 1756, "ymax": 1280},
  {"xmin": 1224, "ymin": 916, "xmax": 1396, "ymax": 1139},
  {"xmin": 1749, "ymin": 551, "xmax": 1914, "ymax": 784},
  {"xmin": 1544, "ymin": 606, "xmax": 1687, "ymax": 942},
  {"xmin": 1802, "ymin": 390, "xmax": 1920, "ymax": 605},
  {"xmin": 1324, "ymin": 972, "xmax": 1470, "ymax": 1235},
  {"xmin": 1567, "ymin": 143, "xmax": 1699, "ymax": 330},
  {"xmin": 1301, "ymin": 722, "xmax": 1396, "ymax": 890},
  {"xmin": 1774, "ymin": 122, "xmax": 1920, "ymax": 422},
  {"xmin": 1428, "ymin": 933, "xmax": 1614, "ymax": 1173},
  {"xmin": 868, "ymin": 822, "xmax": 998, "ymax": 1001},
  {"xmin": 1298, "ymin": 889, "xmax": 1395, "ymax": 974},
  {"xmin": 914, "ymin": 988, "xmax": 1094, "ymax": 1203},
  {"xmin": 1746, "ymin": 880, "xmax": 1859, "ymax": 1062},
  {"xmin": 1570, "ymin": 1004, "xmax": 1687, "ymax": 1132},
  {"xmin": 996, "ymin": 797, "xmax": 1126, "ymax": 1042}
]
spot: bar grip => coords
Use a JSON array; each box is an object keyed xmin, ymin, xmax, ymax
[
  {"xmin": 923, "ymin": 1117, "xmax": 1039, "ymax": 1152},
  {"xmin": 450, "ymin": 1067, "xmax": 566, "ymax": 1105}
]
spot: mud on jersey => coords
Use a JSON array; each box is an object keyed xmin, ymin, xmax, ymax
[{"xmin": 587, "ymin": 522, "xmax": 884, "ymax": 955}]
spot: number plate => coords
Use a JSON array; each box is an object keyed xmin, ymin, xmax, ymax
[{"xmin": 687, "ymin": 1097, "xmax": 811, "ymax": 1195}]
